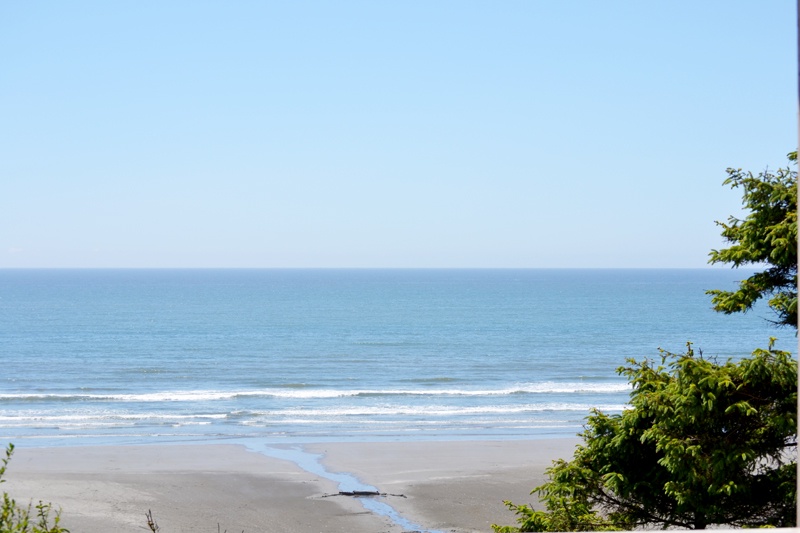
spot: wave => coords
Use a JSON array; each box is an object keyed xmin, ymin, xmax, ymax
[
  {"xmin": 0, "ymin": 413, "xmax": 227, "ymax": 422},
  {"xmin": 0, "ymin": 382, "xmax": 629, "ymax": 403},
  {"xmin": 235, "ymin": 403, "xmax": 627, "ymax": 417},
  {"xmin": 0, "ymin": 403, "xmax": 626, "ymax": 426}
]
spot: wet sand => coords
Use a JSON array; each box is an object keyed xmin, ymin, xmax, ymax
[{"xmin": 3, "ymin": 438, "xmax": 579, "ymax": 533}]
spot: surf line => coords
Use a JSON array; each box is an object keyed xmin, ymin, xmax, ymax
[{"xmin": 250, "ymin": 444, "xmax": 441, "ymax": 533}]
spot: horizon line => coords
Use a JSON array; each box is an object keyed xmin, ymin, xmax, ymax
[{"xmin": 0, "ymin": 266, "xmax": 752, "ymax": 271}]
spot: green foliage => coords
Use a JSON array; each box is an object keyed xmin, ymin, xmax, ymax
[
  {"xmin": 0, "ymin": 445, "xmax": 69, "ymax": 533},
  {"xmin": 707, "ymin": 152, "xmax": 797, "ymax": 328},
  {"xmin": 493, "ymin": 476, "xmax": 624, "ymax": 532},
  {"xmin": 494, "ymin": 342, "xmax": 797, "ymax": 531}
]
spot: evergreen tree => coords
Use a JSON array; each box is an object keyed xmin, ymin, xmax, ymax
[
  {"xmin": 494, "ymin": 343, "xmax": 797, "ymax": 531},
  {"xmin": 495, "ymin": 154, "xmax": 799, "ymax": 531},
  {"xmin": 707, "ymin": 152, "xmax": 797, "ymax": 328}
]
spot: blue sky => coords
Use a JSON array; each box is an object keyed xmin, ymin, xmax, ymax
[{"xmin": 2, "ymin": 1, "xmax": 795, "ymax": 268}]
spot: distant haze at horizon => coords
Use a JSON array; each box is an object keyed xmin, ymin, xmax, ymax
[{"xmin": 0, "ymin": 266, "xmax": 764, "ymax": 271}]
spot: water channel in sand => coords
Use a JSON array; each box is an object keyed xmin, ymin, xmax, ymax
[{"xmin": 248, "ymin": 443, "xmax": 441, "ymax": 533}]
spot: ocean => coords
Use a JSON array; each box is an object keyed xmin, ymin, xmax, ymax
[{"xmin": 0, "ymin": 268, "xmax": 794, "ymax": 447}]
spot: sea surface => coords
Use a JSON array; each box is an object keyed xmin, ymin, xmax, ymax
[{"xmin": 0, "ymin": 269, "xmax": 794, "ymax": 447}]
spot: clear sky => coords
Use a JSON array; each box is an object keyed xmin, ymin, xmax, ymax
[{"xmin": 1, "ymin": 1, "xmax": 795, "ymax": 268}]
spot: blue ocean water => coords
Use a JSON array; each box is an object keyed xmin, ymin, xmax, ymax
[{"xmin": 0, "ymin": 269, "xmax": 794, "ymax": 446}]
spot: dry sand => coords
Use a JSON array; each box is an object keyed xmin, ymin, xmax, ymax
[{"xmin": 3, "ymin": 438, "xmax": 579, "ymax": 533}]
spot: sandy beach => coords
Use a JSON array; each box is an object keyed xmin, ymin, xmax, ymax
[{"xmin": 3, "ymin": 438, "xmax": 579, "ymax": 533}]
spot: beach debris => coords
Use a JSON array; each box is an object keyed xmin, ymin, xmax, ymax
[
  {"xmin": 320, "ymin": 490, "xmax": 383, "ymax": 497},
  {"xmin": 338, "ymin": 490, "xmax": 382, "ymax": 497},
  {"xmin": 322, "ymin": 490, "xmax": 408, "ymax": 499},
  {"xmin": 145, "ymin": 509, "xmax": 159, "ymax": 532}
]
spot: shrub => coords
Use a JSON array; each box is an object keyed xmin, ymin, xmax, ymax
[{"xmin": 0, "ymin": 444, "xmax": 69, "ymax": 533}]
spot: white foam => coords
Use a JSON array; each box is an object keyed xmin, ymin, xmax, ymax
[
  {"xmin": 0, "ymin": 382, "xmax": 629, "ymax": 402},
  {"xmin": 239, "ymin": 403, "xmax": 627, "ymax": 418}
]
